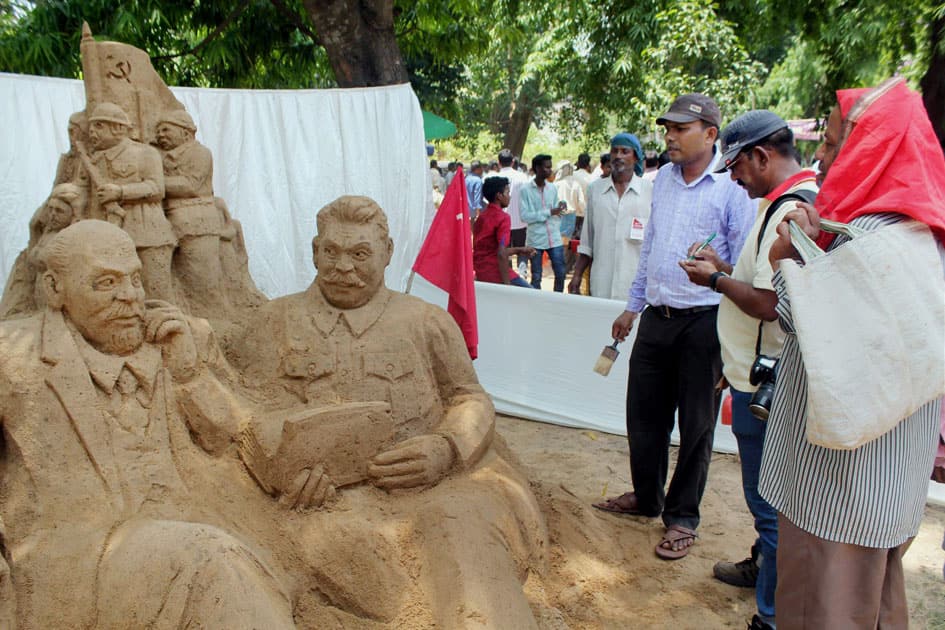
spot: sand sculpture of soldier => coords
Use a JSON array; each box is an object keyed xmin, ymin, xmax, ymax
[
  {"xmin": 81, "ymin": 102, "xmax": 177, "ymax": 302},
  {"xmin": 53, "ymin": 111, "xmax": 90, "ymax": 214},
  {"xmin": 234, "ymin": 195, "xmax": 548, "ymax": 628},
  {"xmin": 0, "ymin": 184, "xmax": 82, "ymax": 318},
  {"xmin": 155, "ymin": 109, "xmax": 230, "ymax": 317},
  {"xmin": 0, "ymin": 220, "xmax": 297, "ymax": 628}
]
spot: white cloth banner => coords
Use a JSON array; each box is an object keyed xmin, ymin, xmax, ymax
[
  {"xmin": 0, "ymin": 73, "xmax": 429, "ymax": 296},
  {"xmin": 2, "ymin": 74, "xmax": 941, "ymax": 505}
]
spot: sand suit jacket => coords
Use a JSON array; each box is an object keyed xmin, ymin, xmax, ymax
[{"xmin": 0, "ymin": 310, "xmax": 261, "ymax": 628}]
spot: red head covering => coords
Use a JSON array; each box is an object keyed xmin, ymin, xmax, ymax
[{"xmin": 815, "ymin": 78, "xmax": 945, "ymax": 246}]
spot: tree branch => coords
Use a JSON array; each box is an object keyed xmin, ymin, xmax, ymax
[
  {"xmin": 151, "ymin": 0, "xmax": 253, "ymax": 61},
  {"xmin": 269, "ymin": 0, "xmax": 322, "ymax": 45}
]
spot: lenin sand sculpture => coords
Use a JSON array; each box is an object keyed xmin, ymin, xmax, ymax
[{"xmin": 0, "ymin": 26, "xmax": 549, "ymax": 629}]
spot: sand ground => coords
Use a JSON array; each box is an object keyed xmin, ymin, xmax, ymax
[{"xmin": 497, "ymin": 415, "xmax": 945, "ymax": 629}]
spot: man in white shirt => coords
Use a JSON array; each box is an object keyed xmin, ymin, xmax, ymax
[
  {"xmin": 490, "ymin": 149, "xmax": 530, "ymax": 269},
  {"xmin": 573, "ymin": 152, "xmax": 594, "ymax": 195},
  {"xmin": 569, "ymin": 133, "xmax": 652, "ymax": 299}
]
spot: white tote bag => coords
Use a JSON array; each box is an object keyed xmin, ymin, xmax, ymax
[{"xmin": 779, "ymin": 219, "xmax": 945, "ymax": 449}]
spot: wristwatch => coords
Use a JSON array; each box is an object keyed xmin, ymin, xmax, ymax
[{"xmin": 709, "ymin": 271, "xmax": 729, "ymax": 292}]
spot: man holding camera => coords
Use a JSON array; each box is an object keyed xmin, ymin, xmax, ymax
[{"xmin": 680, "ymin": 110, "xmax": 817, "ymax": 630}]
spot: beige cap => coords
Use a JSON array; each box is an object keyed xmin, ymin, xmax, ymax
[
  {"xmin": 158, "ymin": 109, "xmax": 196, "ymax": 131},
  {"xmin": 88, "ymin": 102, "xmax": 131, "ymax": 126}
]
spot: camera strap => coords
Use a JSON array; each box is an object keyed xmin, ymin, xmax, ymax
[{"xmin": 754, "ymin": 188, "xmax": 818, "ymax": 354}]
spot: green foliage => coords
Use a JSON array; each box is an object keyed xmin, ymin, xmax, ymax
[
  {"xmin": 748, "ymin": 0, "xmax": 940, "ymax": 118},
  {"xmin": 630, "ymin": 1, "xmax": 767, "ymax": 146},
  {"xmin": 755, "ymin": 37, "xmax": 826, "ymax": 119},
  {"xmin": 0, "ymin": 0, "xmax": 941, "ymax": 153},
  {"xmin": 0, "ymin": 0, "xmax": 334, "ymax": 88}
]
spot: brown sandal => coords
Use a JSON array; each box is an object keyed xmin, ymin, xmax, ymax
[
  {"xmin": 592, "ymin": 492, "xmax": 646, "ymax": 516},
  {"xmin": 655, "ymin": 524, "xmax": 698, "ymax": 560}
]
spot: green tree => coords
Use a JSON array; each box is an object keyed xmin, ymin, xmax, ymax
[
  {"xmin": 0, "ymin": 0, "xmax": 480, "ymax": 90},
  {"xmin": 2, "ymin": 0, "xmax": 943, "ymax": 151}
]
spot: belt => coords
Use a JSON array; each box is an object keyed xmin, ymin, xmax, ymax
[
  {"xmin": 164, "ymin": 196, "xmax": 215, "ymax": 210},
  {"xmin": 647, "ymin": 304, "xmax": 718, "ymax": 319}
]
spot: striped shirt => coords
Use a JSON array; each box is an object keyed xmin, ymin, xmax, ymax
[
  {"xmin": 759, "ymin": 212, "xmax": 942, "ymax": 548},
  {"xmin": 626, "ymin": 155, "xmax": 755, "ymax": 311}
]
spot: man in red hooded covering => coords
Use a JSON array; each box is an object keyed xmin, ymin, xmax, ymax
[{"xmin": 759, "ymin": 78, "xmax": 945, "ymax": 629}]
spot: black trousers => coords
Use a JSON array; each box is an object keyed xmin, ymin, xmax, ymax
[
  {"xmin": 625, "ymin": 306, "xmax": 722, "ymax": 530},
  {"xmin": 509, "ymin": 227, "xmax": 528, "ymax": 268},
  {"xmin": 509, "ymin": 227, "xmax": 526, "ymax": 248}
]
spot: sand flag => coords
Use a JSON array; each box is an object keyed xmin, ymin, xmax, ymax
[
  {"xmin": 80, "ymin": 22, "xmax": 187, "ymax": 143},
  {"xmin": 411, "ymin": 167, "xmax": 478, "ymax": 359}
]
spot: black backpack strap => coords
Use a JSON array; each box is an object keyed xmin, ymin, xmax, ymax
[
  {"xmin": 755, "ymin": 188, "xmax": 818, "ymax": 256},
  {"xmin": 754, "ymin": 187, "xmax": 817, "ymax": 355}
]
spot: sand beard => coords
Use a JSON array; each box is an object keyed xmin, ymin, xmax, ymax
[
  {"xmin": 99, "ymin": 323, "xmax": 145, "ymax": 356},
  {"xmin": 71, "ymin": 302, "xmax": 146, "ymax": 356}
]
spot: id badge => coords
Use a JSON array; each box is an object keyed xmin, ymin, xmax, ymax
[{"xmin": 629, "ymin": 217, "xmax": 646, "ymax": 240}]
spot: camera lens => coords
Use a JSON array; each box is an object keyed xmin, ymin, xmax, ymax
[{"xmin": 749, "ymin": 380, "xmax": 775, "ymax": 420}]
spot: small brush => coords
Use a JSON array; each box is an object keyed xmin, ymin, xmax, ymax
[{"xmin": 592, "ymin": 340, "xmax": 621, "ymax": 377}]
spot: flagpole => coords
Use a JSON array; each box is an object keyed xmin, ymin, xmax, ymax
[{"xmin": 405, "ymin": 270, "xmax": 416, "ymax": 295}]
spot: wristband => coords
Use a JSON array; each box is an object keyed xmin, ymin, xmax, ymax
[{"xmin": 709, "ymin": 271, "xmax": 729, "ymax": 292}]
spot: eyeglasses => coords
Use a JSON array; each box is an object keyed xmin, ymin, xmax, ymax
[{"xmin": 726, "ymin": 148, "xmax": 753, "ymax": 171}]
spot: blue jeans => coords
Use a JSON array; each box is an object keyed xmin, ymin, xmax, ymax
[
  {"xmin": 530, "ymin": 246, "xmax": 565, "ymax": 291},
  {"xmin": 510, "ymin": 276, "xmax": 534, "ymax": 288},
  {"xmin": 559, "ymin": 213, "xmax": 576, "ymax": 238},
  {"xmin": 731, "ymin": 387, "xmax": 778, "ymax": 619}
]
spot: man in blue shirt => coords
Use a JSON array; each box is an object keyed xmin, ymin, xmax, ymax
[
  {"xmin": 592, "ymin": 94, "xmax": 755, "ymax": 561},
  {"xmin": 519, "ymin": 154, "xmax": 566, "ymax": 291},
  {"xmin": 465, "ymin": 160, "xmax": 486, "ymax": 218}
]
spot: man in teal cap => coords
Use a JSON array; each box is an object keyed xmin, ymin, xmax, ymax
[{"xmin": 569, "ymin": 132, "xmax": 652, "ymax": 299}]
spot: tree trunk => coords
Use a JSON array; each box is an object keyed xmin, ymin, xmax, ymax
[
  {"xmin": 301, "ymin": 0, "xmax": 408, "ymax": 87},
  {"xmin": 920, "ymin": 14, "xmax": 945, "ymax": 155},
  {"xmin": 503, "ymin": 93, "xmax": 532, "ymax": 157}
]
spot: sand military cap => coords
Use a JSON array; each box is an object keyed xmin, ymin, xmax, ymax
[
  {"xmin": 158, "ymin": 109, "xmax": 197, "ymax": 131},
  {"xmin": 88, "ymin": 102, "xmax": 131, "ymax": 126},
  {"xmin": 715, "ymin": 109, "xmax": 789, "ymax": 172},
  {"xmin": 656, "ymin": 94, "xmax": 722, "ymax": 128}
]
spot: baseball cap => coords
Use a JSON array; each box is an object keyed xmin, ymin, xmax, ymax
[
  {"xmin": 715, "ymin": 110, "xmax": 789, "ymax": 172},
  {"xmin": 656, "ymin": 94, "xmax": 722, "ymax": 128}
]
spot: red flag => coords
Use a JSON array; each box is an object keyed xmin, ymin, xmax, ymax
[{"xmin": 412, "ymin": 167, "xmax": 478, "ymax": 359}]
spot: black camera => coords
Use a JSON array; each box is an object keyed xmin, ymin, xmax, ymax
[{"xmin": 748, "ymin": 355, "xmax": 778, "ymax": 420}]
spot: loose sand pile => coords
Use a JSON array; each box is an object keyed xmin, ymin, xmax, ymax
[{"xmin": 497, "ymin": 415, "xmax": 945, "ymax": 629}]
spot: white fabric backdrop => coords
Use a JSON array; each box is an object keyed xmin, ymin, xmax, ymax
[
  {"xmin": 0, "ymin": 73, "xmax": 429, "ymax": 296},
  {"xmin": 2, "ymin": 74, "xmax": 941, "ymax": 505}
]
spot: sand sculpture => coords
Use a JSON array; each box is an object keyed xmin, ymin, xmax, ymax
[
  {"xmin": 0, "ymin": 23, "xmax": 265, "ymax": 323},
  {"xmin": 0, "ymin": 221, "xmax": 297, "ymax": 628},
  {"xmin": 0, "ymin": 27, "xmax": 549, "ymax": 629},
  {"xmin": 232, "ymin": 195, "xmax": 547, "ymax": 627}
]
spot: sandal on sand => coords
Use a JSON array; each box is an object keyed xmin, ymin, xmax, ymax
[
  {"xmin": 655, "ymin": 524, "xmax": 698, "ymax": 560},
  {"xmin": 592, "ymin": 492, "xmax": 646, "ymax": 516}
]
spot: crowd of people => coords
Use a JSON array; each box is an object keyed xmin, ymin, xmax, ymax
[
  {"xmin": 432, "ymin": 142, "xmax": 671, "ymax": 297},
  {"xmin": 436, "ymin": 85, "xmax": 945, "ymax": 630}
]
